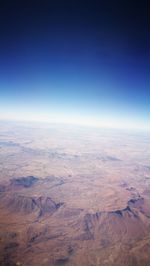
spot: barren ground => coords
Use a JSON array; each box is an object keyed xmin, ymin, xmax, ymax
[{"xmin": 0, "ymin": 121, "xmax": 150, "ymax": 266}]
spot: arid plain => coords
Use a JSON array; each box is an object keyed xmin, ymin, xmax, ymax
[{"xmin": 0, "ymin": 121, "xmax": 150, "ymax": 266}]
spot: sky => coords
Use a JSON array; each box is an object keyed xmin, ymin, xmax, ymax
[{"xmin": 0, "ymin": 0, "xmax": 150, "ymax": 130}]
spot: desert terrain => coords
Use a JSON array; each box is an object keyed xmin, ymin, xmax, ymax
[{"xmin": 0, "ymin": 121, "xmax": 150, "ymax": 266}]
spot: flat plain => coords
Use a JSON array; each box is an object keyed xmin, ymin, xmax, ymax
[{"xmin": 0, "ymin": 121, "xmax": 150, "ymax": 266}]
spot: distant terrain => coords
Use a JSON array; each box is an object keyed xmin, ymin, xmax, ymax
[{"xmin": 0, "ymin": 121, "xmax": 150, "ymax": 266}]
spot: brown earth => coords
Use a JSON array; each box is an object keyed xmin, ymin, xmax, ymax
[{"xmin": 0, "ymin": 121, "xmax": 150, "ymax": 266}]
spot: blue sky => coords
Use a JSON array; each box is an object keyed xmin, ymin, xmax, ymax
[{"xmin": 0, "ymin": 1, "xmax": 150, "ymax": 130}]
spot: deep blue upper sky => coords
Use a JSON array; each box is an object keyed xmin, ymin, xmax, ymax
[{"xmin": 0, "ymin": 0, "xmax": 150, "ymax": 130}]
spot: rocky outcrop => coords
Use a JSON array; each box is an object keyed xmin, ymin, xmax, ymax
[
  {"xmin": 36, "ymin": 196, "xmax": 63, "ymax": 217},
  {"xmin": 1, "ymin": 193, "xmax": 63, "ymax": 218},
  {"xmin": 10, "ymin": 176, "xmax": 39, "ymax": 188},
  {"xmin": 0, "ymin": 176, "xmax": 64, "ymax": 221},
  {"xmin": 80, "ymin": 197, "xmax": 148, "ymax": 242}
]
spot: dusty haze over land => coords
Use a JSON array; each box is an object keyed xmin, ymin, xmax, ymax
[{"xmin": 0, "ymin": 121, "xmax": 150, "ymax": 266}]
